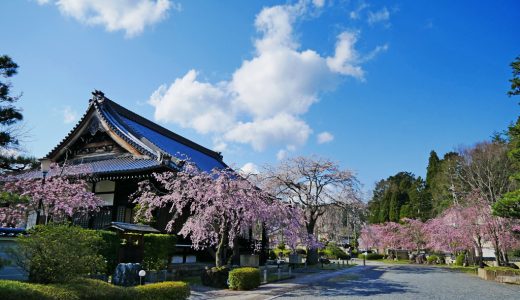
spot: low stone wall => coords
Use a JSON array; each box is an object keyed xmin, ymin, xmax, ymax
[
  {"xmin": 496, "ymin": 275, "xmax": 520, "ymax": 284},
  {"xmin": 478, "ymin": 268, "xmax": 496, "ymax": 281},
  {"xmin": 478, "ymin": 268, "xmax": 520, "ymax": 285}
]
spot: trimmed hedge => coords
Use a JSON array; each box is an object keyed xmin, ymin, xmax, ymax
[
  {"xmin": 142, "ymin": 234, "xmax": 176, "ymax": 271},
  {"xmin": 134, "ymin": 281, "xmax": 190, "ymax": 300},
  {"xmin": 97, "ymin": 230, "xmax": 121, "ymax": 275},
  {"xmin": 0, "ymin": 279, "xmax": 190, "ymax": 300},
  {"xmin": 228, "ymin": 267, "xmax": 261, "ymax": 290}
]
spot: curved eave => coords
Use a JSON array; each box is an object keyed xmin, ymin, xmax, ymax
[
  {"xmin": 45, "ymin": 102, "xmax": 96, "ymax": 160},
  {"xmin": 93, "ymin": 100, "xmax": 158, "ymax": 160}
]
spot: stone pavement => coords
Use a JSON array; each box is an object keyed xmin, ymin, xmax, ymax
[
  {"xmin": 189, "ymin": 265, "xmax": 363, "ymax": 300},
  {"xmin": 190, "ymin": 261, "xmax": 520, "ymax": 300}
]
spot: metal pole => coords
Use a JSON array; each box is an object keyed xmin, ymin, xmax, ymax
[
  {"xmin": 263, "ymin": 268, "xmax": 267, "ymax": 283},
  {"xmin": 277, "ymin": 268, "xmax": 281, "ymax": 280}
]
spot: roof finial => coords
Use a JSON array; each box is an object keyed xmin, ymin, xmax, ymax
[{"xmin": 91, "ymin": 90, "xmax": 105, "ymax": 103}]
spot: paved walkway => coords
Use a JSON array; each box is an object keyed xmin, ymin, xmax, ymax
[{"xmin": 190, "ymin": 262, "xmax": 520, "ymax": 299}]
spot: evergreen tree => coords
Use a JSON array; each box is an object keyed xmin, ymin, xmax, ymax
[
  {"xmin": 0, "ymin": 55, "xmax": 35, "ymax": 172},
  {"xmin": 508, "ymin": 55, "xmax": 520, "ymax": 97},
  {"xmin": 367, "ymin": 172, "xmax": 430, "ymax": 223},
  {"xmin": 425, "ymin": 151, "xmax": 440, "ymax": 189},
  {"xmin": 493, "ymin": 55, "xmax": 520, "ymax": 219}
]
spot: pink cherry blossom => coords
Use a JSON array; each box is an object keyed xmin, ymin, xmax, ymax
[
  {"xmin": 133, "ymin": 164, "xmax": 318, "ymax": 266},
  {"xmin": 0, "ymin": 164, "xmax": 103, "ymax": 227}
]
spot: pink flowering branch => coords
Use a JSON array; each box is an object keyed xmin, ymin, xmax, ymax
[{"xmin": 133, "ymin": 164, "xmax": 318, "ymax": 267}]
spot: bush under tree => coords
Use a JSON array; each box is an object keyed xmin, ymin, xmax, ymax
[
  {"xmin": 228, "ymin": 267, "xmax": 261, "ymax": 290},
  {"xmin": 201, "ymin": 266, "xmax": 229, "ymax": 288},
  {"xmin": 9, "ymin": 224, "xmax": 105, "ymax": 284}
]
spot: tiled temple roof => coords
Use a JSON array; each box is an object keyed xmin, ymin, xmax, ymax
[
  {"xmin": 17, "ymin": 157, "xmax": 165, "ymax": 180},
  {"xmin": 44, "ymin": 91, "xmax": 227, "ymax": 174}
]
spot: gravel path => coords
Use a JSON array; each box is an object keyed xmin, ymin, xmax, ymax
[{"xmin": 274, "ymin": 263, "xmax": 520, "ymax": 300}]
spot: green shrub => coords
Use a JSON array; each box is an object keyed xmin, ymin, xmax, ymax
[
  {"xmin": 273, "ymin": 248, "xmax": 291, "ymax": 257},
  {"xmin": 455, "ymin": 254, "xmax": 465, "ymax": 266},
  {"xmin": 0, "ymin": 279, "xmax": 190, "ymax": 300},
  {"xmin": 142, "ymin": 234, "xmax": 176, "ymax": 271},
  {"xmin": 511, "ymin": 249, "xmax": 520, "ymax": 258},
  {"xmin": 359, "ymin": 253, "xmax": 383, "ymax": 260},
  {"xmin": 269, "ymin": 250, "xmax": 277, "ymax": 260},
  {"xmin": 133, "ymin": 281, "xmax": 190, "ymax": 300},
  {"xmin": 322, "ymin": 243, "xmax": 349, "ymax": 259},
  {"xmin": 97, "ymin": 231, "xmax": 121, "ymax": 275},
  {"xmin": 9, "ymin": 224, "xmax": 105, "ymax": 284},
  {"xmin": 228, "ymin": 267, "xmax": 261, "ymax": 290},
  {"xmin": 0, "ymin": 280, "xmax": 74, "ymax": 300},
  {"xmin": 58, "ymin": 279, "xmax": 129, "ymax": 300},
  {"xmin": 201, "ymin": 266, "xmax": 229, "ymax": 288},
  {"xmin": 427, "ymin": 255, "xmax": 439, "ymax": 264}
]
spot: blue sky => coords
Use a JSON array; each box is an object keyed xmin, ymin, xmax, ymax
[{"xmin": 1, "ymin": 0, "xmax": 519, "ymax": 195}]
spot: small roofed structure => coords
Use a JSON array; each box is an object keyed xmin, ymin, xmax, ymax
[
  {"xmin": 104, "ymin": 222, "xmax": 161, "ymax": 263},
  {"xmin": 106, "ymin": 222, "xmax": 161, "ymax": 234}
]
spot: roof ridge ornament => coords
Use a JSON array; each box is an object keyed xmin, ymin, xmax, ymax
[{"xmin": 91, "ymin": 90, "xmax": 105, "ymax": 103}]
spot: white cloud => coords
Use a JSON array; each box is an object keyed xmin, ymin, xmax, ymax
[
  {"xmin": 277, "ymin": 149, "xmax": 288, "ymax": 161},
  {"xmin": 349, "ymin": 1, "xmax": 368, "ymax": 20},
  {"xmin": 225, "ymin": 114, "xmax": 312, "ymax": 151},
  {"xmin": 148, "ymin": 0, "xmax": 385, "ymax": 156},
  {"xmin": 317, "ymin": 131, "xmax": 334, "ymax": 144},
  {"xmin": 212, "ymin": 138, "xmax": 228, "ymax": 153},
  {"xmin": 36, "ymin": 0, "xmax": 175, "ymax": 37},
  {"xmin": 312, "ymin": 0, "xmax": 325, "ymax": 8},
  {"xmin": 62, "ymin": 106, "xmax": 78, "ymax": 124},
  {"xmin": 240, "ymin": 162, "xmax": 259, "ymax": 175},
  {"xmin": 368, "ymin": 7, "xmax": 390, "ymax": 25},
  {"xmin": 149, "ymin": 70, "xmax": 234, "ymax": 134},
  {"xmin": 0, "ymin": 147, "xmax": 22, "ymax": 158},
  {"xmin": 326, "ymin": 31, "xmax": 364, "ymax": 79}
]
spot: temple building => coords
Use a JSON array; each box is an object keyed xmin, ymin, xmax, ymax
[{"xmin": 27, "ymin": 90, "xmax": 228, "ymax": 231}]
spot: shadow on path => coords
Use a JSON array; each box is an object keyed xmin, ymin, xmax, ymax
[{"xmin": 279, "ymin": 266, "xmax": 414, "ymax": 298}]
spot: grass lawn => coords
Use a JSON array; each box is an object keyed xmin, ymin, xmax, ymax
[
  {"xmin": 380, "ymin": 259, "xmax": 410, "ymax": 265},
  {"xmin": 180, "ymin": 276, "xmax": 202, "ymax": 286},
  {"xmin": 445, "ymin": 265, "xmax": 478, "ymax": 274},
  {"xmin": 378, "ymin": 259, "xmax": 479, "ymax": 274}
]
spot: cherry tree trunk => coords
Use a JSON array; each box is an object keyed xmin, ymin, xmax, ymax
[
  {"xmin": 216, "ymin": 229, "xmax": 229, "ymax": 267},
  {"xmin": 306, "ymin": 217, "xmax": 319, "ymax": 265}
]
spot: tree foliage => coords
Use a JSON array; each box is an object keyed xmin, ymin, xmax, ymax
[
  {"xmin": 0, "ymin": 165, "xmax": 103, "ymax": 227},
  {"xmin": 261, "ymin": 156, "xmax": 361, "ymax": 264},
  {"xmin": 367, "ymin": 172, "xmax": 431, "ymax": 223},
  {"xmin": 0, "ymin": 55, "xmax": 35, "ymax": 172},
  {"xmin": 9, "ymin": 224, "xmax": 106, "ymax": 284},
  {"xmin": 508, "ymin": 55, "xmax": 520, "ymax": 97},
  {"xmin": 133, "ymin": 165, "xmax": 315, "ymax": 267}
]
